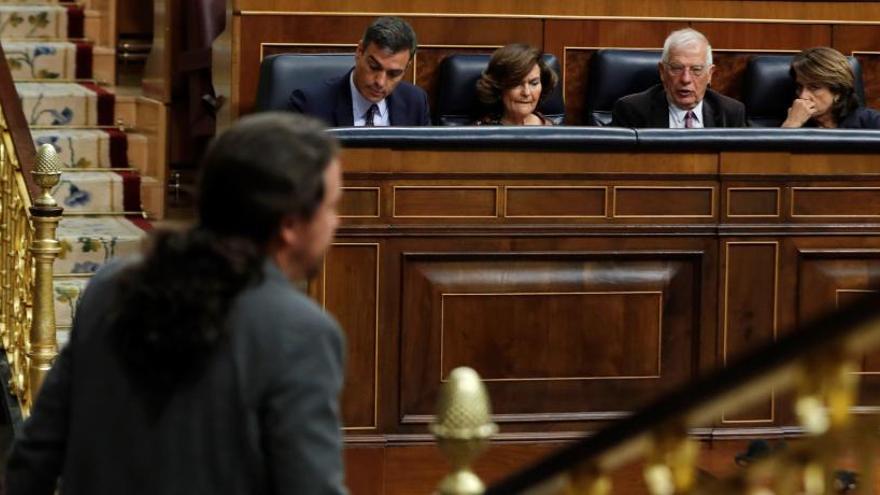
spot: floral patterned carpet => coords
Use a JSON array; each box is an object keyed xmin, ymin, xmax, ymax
[{"xmin": 0, "ymin": 0, "xmax": 149, "ymax": 346}]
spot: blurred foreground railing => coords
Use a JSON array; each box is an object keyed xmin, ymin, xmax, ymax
[{"xmin": 433, "ymin": 292, "xmax": 880, "ymax": 494}]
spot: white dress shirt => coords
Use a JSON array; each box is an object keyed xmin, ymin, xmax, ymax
[
  {"xmin": 350, "ymin": 73, "xmax": 389, "ymax": 126},
  {"xmin": 668, "ymin": 100, "xmax": 704, "ymax": 128}
]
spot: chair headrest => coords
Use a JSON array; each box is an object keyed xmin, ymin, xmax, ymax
[
  {"xmin": 743, "ymin": 54, "xmax": 865, "ymax": 127},
  {"xmin": 585, "ymin": 49, "xmax": 663, "ymax": 126},
  {"xmin": 255, "ymin": 53, "xmax": 355, "ymax": 112},
  {"xmin": 434, "ymin": 53, "xmax": 565, "ymax": 126}
]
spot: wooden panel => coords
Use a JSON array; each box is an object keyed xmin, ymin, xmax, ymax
[
  {"xmin": 393, "ymin": 186, "xmax": 498, "ymax": 218},
  {"xmin": 710, "ymin": 52, "xmax": 751, "ymax": 103},
  {"xmin": 838, "ymin": 289, "xmax": 880, "ymax": 373},
  {"xmin": 855, "ymin": 53, "xmax": 880, "ymax": 110},
  {"xmin": 721, "ymin": 242, "xmax": 778, "ymax": 423},
  {"xmin": 345, "ymin": 447, "xmax": 385, "ymax": 495},
  {"xmin": 323, "ymin": 244, "xmax": 379, "ymax": 429},
  {"xmin": 797, "ymin": 247, "xmax": 880, "ymax": 407},
  {"xmin": 792, "ymin": 187, "xmax": 880, "ymax": 218},
  {"xmin": 441, "ymin": 291, "xmax": 662, "ymax": 380},
  {"xmin": 381, "ymin": 443, "xmax": 569, "ymax": 495},
  {"xmin": 341, "ymin": 187, "xmax": 380, "ymax": 218},
  {"xmin": 693, "ymin": 22, "xmax": 831, "ymax": 50},
  {"xmin": 832, "ymin": 25, "xmax": 880, "ymax": 108},
  {"xmin": 613, "ymin": 186, "xmax": 715, "ymax": 218},
  {"xmin": 400, "ymin": 252, "xmax": 703, "ymax": 424},
  {"xmin": 726, "ymin": 187, "xmax": 780, "ymax": 218},
  {"xmin": 505, "ymin": 186, "xmax": 606, "ymax": 218},
  {"xmin": 235, "ymin": 1, "xmax": 880, "ymax": 22}
]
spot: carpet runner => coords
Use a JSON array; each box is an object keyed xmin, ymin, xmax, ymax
[{"xmin": 0, "ymin": 0, "xmax": 150, "ymax": 345}]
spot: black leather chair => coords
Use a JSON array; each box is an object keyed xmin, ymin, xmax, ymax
[
  {"xmin": 434, "ymin": 53, "xmax": 565, "ymax": 126},
  {"xmin": 584, "ymin": 49, "xmax": 662, "ymax": 126},
  {"xmin": 254, "ymin": 53, "xmax": 355, "ymax": 112},
  {"xmin": 743, "ymin": 54, "xmax": 865, "ymax": 127}
]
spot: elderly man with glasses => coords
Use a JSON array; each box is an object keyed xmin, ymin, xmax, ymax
[{"xmin": 611, "ymin": 28, "xmax": 746, "ymax": 128}]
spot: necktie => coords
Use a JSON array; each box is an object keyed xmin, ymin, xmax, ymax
[
  {"xmin": 685, "ymin": 110, "xmax": 695, "ymax": 129},
  {"xmin": 364, "ymin": 104, "xmax": 378, "ymax": 127}
]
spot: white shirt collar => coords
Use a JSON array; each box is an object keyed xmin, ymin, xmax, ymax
[
  {"xmin": 350, "ymin": 72, "xmax": 388, "ymax": 126},
  {"xmin": 668, "ymin": 99, "xmax": 704, "ymax": 128}
]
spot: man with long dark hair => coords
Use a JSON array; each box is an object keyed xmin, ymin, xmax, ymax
[{"xmin": 6, "ymin": 113, "xmax": 347, "ymax": 494}]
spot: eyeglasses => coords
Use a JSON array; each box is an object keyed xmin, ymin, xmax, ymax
[{"xmin": 664, "ymin": 63, "xmax": 708, "ymax": 77}]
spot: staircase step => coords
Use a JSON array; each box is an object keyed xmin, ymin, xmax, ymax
[
  {"xmin": 0, "ymin": 4, "xmax": 79, "ymax": 40},
  {"xmin": 32, "ymin": 128, "xmax": 127, "ymax": 168},
  {"xmin": 2, "ymin": 40, "xmax": 90, "ymax": 79},
  {"xmin": 53, "ymin": 170, "xmax": 140, "ymax": 213},
  {"xmin": 56, "ymin": 215, "xmax": 146, "ymax": 275},
  {"xmin": 17, "ymin": 81, "xmax": 114, "ymax": 125}
]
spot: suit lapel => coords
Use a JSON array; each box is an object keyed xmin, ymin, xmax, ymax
[
  {"xmin": 333, "ymin": 70, "xmax": 355, "ymax": 127},
  {"xmin": 702, "ymin": 91, "xmax": 718, "ymax": 128},
  {"xmin": 387, "ymin": 91, "xmax": 402, "ymax": 126},
  {"xmin": 650, "ymin": 86, "xmax": 670, "ymax": 127}
]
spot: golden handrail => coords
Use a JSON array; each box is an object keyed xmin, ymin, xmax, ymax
[
  {"xmin": 0, "ymin": 128, "xmax": 63, "ymax": 413},
  {"xmin": 478, "ymin": 292, "xmax": 880, "ymax": 494}
]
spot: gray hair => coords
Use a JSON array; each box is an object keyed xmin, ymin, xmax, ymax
[{"xmin": 661, "ymin": 28, "xmax": 713, "ymax": 66}]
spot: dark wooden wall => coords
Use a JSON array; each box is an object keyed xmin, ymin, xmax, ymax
[
  {"xmin": 207, "ymin": 2, "xmax": 880, "ymax": 493},
  {"xmin": 304, "ymin": 146, "xmax": 880, "ymax": 493},
  {"xmin": 216, "ymin": 2, "xmax": 880, "ymax": 124}
]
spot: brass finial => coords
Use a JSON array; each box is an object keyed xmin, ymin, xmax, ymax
[
  {"xmin": 32, "ymin": 143, "xmax": 62, "ymax": 208},
  {"xmin": 431, "ymin": 367, "xmax": 498, "ymax": 495}
]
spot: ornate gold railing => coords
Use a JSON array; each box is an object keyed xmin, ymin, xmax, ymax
[
  {"xmin": 0, "ymin": 125, "xmax": 62, "ymax": 414},
  {"xmin": 0, "ymin": 41, "xmax": 62, "ymax": 414},
  {"xmin": 435, "ymin": 293, "xmax": 880, "ymax": 494}
]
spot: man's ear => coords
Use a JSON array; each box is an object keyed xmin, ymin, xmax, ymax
[
  {"xmin": 277, "ymin": 215, "xmax": 301, "ymax": 248},
  {"xmin": 355, "ymin": 41, "xmax": 365, "ymax": 57}
]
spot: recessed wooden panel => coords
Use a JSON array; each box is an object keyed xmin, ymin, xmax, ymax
[
  {"xmin": 340, "ymin": 187, "xmax": 380, "ymax": 218},
  {"xmin": 855, "ymin": 53, "xmax": 880, "ymax": 112},
  {"xmin": 722, "ymin": 242, "xmax": 777, "ymax": 423},
  {"xmin": 505, "ymin": 187, "xmax": 606, "ymax": 217},
  {"xmin": 393, "ymin": 186, "xmax": 498, "ymax": 218},
  {"xmin": 323, "ymin": 243, "xmax": 379, "ymax": 429},
  {"xmin": 727, "ymin": 188, "xmax": 779, "ymax": 217},
  {"xmin": 692, "ymin": 22, "xmax": 832, "ymax": 50},
  {"xmin": 792, "ymin": 187, "xmax": 880, "ymax": 217},
  {"xmin": 441, "ymin": 292, "xmax": 661, "ymax": 380},
  {"xmin": 798, "ymin": 250, "xmax": 880, "ymax": 407},
  {"xmin": 833, "ymin": 25, "xmax": 880, "ymax": 109},
  {"xmin": 710, "ymin": 52, "xmax": 751, "ymax": 103},
  {"xmin": 401, "ymin": 252, "xmax": 702, "ymax": 422},
  {"xmin": 614, "ymin": 186, "xmax": 714, "ymax": 218},
  {"xmin": 838, "ymin": 289, "xmax": 880, "ymax": 374}
]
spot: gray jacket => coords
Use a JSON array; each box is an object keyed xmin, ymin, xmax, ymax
[{"xmin": 6, "ymin": 259, "xmax": 347, "ymax": 495}]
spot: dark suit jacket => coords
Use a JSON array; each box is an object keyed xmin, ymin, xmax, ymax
[
  {"xmin": 289, "ymin": 69, "xmax": 430, "ymax": 127},
  {"xmin": 839, "ymin": 106, "xmax": 880, "ymax": 129},
  {"xmin": 6, "ymin": 259, "xmax": 347, "ymax": 495},
  {"xmin": 611, "ymin": 84, "xmax": 746, "ymax": 128}
]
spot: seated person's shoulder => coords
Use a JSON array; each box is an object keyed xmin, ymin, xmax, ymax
[{"xmin": 856, "ymin": 107, "xmax": 880, "ymax": 129}]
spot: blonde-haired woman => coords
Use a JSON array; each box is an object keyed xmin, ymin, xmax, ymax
[{"xmin": 782, "ymin": 47, "xmax": 880, "ymax": 129}]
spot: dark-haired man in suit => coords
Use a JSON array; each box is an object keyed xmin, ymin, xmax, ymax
[
  {"xmin": 289, "ymin": 16, "xmax": 430, "ymax": 127},
  {"xmin": 611, "ymin": 28, "xmax": 746, "ymax": 128}
]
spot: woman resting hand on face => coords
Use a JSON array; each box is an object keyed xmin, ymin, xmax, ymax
[
  {"xmin": 782, "ymin": 46, "xmax": 880, "ymax": 129},
  {"xmin": 473, "ymin": 43, "xmax": 559, "ymax": 126}
]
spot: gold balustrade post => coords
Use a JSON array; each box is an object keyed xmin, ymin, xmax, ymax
[
  {"xmin": 431, "ymin": 367, "xmax": 498, "ymax": 495},
  {"xmin": 26, "ymin": 144, "xmax": 62, "ymax": 404}
]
